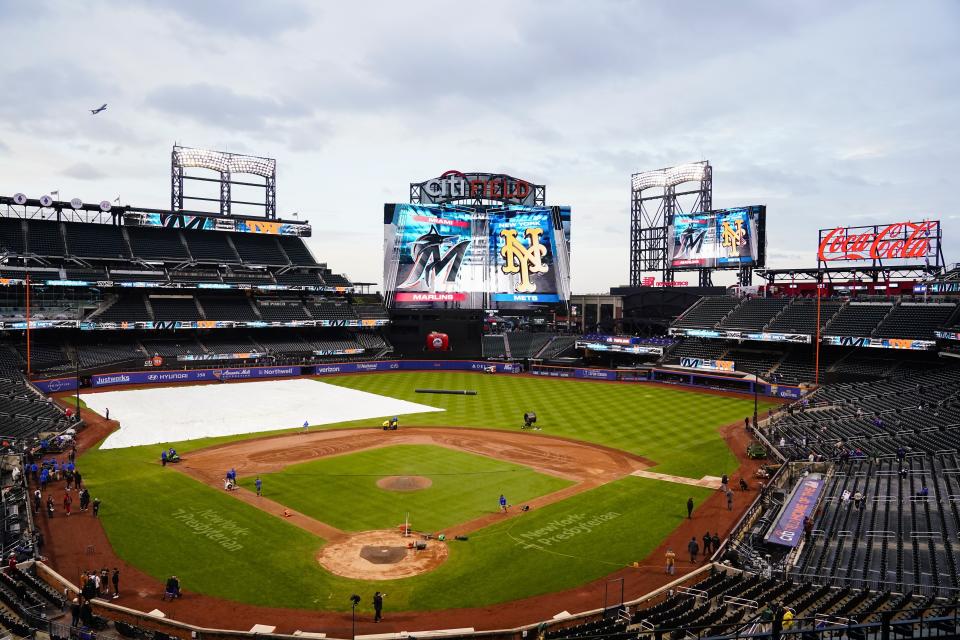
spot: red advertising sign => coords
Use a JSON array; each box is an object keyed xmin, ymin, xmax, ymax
[
  {"xmin": 818, "ymin": 221, "xmax": 939, "ymax": 262},
  {"xmin": 640, "ymin": 277, "xmax": 690, "ymax": 287}
]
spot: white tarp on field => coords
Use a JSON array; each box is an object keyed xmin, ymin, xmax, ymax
[{"xmin": 86, "ymin": 378, "xmax": 443, "ymax": 450}]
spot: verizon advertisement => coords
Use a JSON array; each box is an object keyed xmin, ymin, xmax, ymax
[
  {"xmin": 383, "ymin": 203, "xmax": 571, "ymax": 309},
  {"xmin": 817, "ymin": 220, "xmax": 940, "ymax": 264}
]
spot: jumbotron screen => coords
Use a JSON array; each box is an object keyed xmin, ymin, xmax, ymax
[
  {"xmin": 383, "ymin": 203, "xmax": 571, "ymax": 309},
  {"xmin": 668, "ymin": 205, "xmax": 766, "ymax": 269}
]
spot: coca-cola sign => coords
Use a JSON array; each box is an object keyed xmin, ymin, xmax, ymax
[{"xmin": 818, "ymin": 221, "xmax": 939, "ymax": 262}]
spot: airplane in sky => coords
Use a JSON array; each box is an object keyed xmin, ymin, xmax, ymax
[{"xmin": 90, "ymin": 104, "xmax": 107, "ymax": 114}]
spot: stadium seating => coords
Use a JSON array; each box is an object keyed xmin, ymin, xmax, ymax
[
  {"xmin": 537, "ymin": 336, "xmax": 577, "ymax": 359},
  {"xmin": 277, "ymin": 236, "xmax": 316, "ymax": 265},
  {"xmin": 182, "ymin": 229, "xmax": 240, "ymax": 263},
  {"xmin": 256, "ymin": 300, "xmax": 311, "ymax": 321},
  {"xmin": 96, "ymin": 295, "xmax": 152, "ymax": 321},
  {"xmin": 274, "ymin": 271, "xmax": 322, "ymax": 286},
  {"xmin": 198, "ymin": 296, "xmax": 258, "ymax": 321},
  {"xmin": 719, "ymin": 297, "xmax": 791, "ymax": 331},
  {"xmin": 668, "ymin": 338, "xmax": 729, "ymax": 361},
  {"xmin": 125, "ymin": 227, "xmax": 190, "ymax": 260},
  {"xmin": 545, "ymin": 567, "xmax": 957, "ymax": 640},
  {"xmin": 311, "ymin": 300, "xmax": 357, "ymax": 320},
  {"xmin": 149, "ymin": 296, "xmax": 202, "ymax": 321},
  {"xmin": 766, "ymin": 298, "xmax": 844, "ymax": 335},
  {"xmin": 673, "ymin": 296, "xmax": 739, "ymax": 328},
  {"xmin": 142, "ymin": 337, "xmax": 204, "ymax": 357},
  {"xmin": 0, "ymin": 218, "xmax": 26, "ymax": 254},
  {"xmin": 25, "ymin": 220, "xmax": 66, "ymax": 256},
  {"xmin": 482, "ymin": 335, "xmax": 507, "ymax": 358},
  {"xmin": 823, "ymin": 303, "xmax": 893, "ymax": 336},
  {"xmin": 63, "ymin": 221, "xmax": 131, "ymax": 259},
  {"xmin": 503, "ymin": 332, "xmax": 555, "ymax": 359},
  {"xmin": 230, "ymin": 234, "xmax": 288, "ymax": 265},
  {"xmin": 75, "ymin": 342, "xmax": 146, "ymax": 369},
  {"xmin": 874, "ymin": 303, "xmax": 957, "ymax": 340}
]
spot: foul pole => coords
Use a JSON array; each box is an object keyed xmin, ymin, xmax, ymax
[
  {"xmin": 814, "ymin": 281, "xmax": 822, "ymax": 385},
  {"xmin": 25, "ymin": 274, "xmax": 31, "ymax": 378}
]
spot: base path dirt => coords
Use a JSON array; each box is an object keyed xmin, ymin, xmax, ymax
[{"xmin": 41, "ymin": 390, "xmax": 779, "ymax": 637}]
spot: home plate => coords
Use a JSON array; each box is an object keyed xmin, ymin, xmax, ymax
[{"xmin": 147, "ymin": 609, "xmax": 166, "ymax": 618}]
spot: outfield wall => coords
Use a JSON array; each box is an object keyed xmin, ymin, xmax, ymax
[{"xmin": 31, "ymin": 359, "xmax": 801, "ymax": 399}]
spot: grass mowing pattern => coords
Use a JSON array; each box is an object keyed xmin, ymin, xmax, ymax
[
  {"xmin": 317, "ymin": 373, "xmax": 776, "ymax": 478},
  {"xmin": 80, "ymin": 372, "xmax": 772, "ymax": 612},
  {"xmin": 238, "ymin": 444, "xmax": 573, "ymax": 531}
]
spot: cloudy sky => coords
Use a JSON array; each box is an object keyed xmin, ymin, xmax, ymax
[{"xmin": 0, "ymin": 0, "xmax": 957, "ymax": 291}]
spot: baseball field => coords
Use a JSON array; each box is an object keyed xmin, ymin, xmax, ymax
[{"xmin": 72, "ymin": 372, "xmax": 775, "ymax": 616}]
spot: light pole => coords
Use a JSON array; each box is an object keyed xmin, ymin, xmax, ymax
[
  {"xmin": 350, "ymin": 594, "xmax": 361, "ymax": 640},
  {"xmin": 753, "ymin": 369, "xmax": 759, "ymax": 429}
]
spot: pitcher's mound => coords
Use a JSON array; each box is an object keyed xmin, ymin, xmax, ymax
[
  {"xmin": 377, "ymin": 475, "xmax": 432, "ymax": 491},
  {"xmin": 318, "ymin": 530, "xmax": 448, "ymax": 579}
]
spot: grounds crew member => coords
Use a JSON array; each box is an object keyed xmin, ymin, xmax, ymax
[{"xmin": 373, "ymin": 591, "xmax": 384, "ymax": 622}]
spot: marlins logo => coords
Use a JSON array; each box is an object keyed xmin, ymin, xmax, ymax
[
  {"xmin": 500, "ymin": 227, "xmax": 549, "ymax": 293},
  {"xmin": 398, "ymin": 225, "xmax": 471, "ymax": 289}
]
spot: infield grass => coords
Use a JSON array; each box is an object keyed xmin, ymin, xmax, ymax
[{"xmin": 237, "ymin": 444, "xmax": 573, "ymax": 531}]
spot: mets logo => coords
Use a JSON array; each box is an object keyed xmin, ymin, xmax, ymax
[
  {"xmin": 500, "ymin": 227, "xmax": 548, "ymax": 293},
  {"xmin": 720, "ymin": 219, "xmax": 747, "ymax": 249}
]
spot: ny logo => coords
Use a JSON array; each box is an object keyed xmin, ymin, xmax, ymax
[
  {"xmin": 721, "ymin": 219, "xmax": 747, "ymax": 249},
  {"xmin": 500, "ymin": 227, "xmax": 548, "ymax": 293},
  {"xmin": 398, "ymin": 226, "xmax": 471, "ymax": 290}
]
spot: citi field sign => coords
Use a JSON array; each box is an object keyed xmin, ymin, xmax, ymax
[
  {"xmin": 415, "ymin": 170, "xmax": 538, "ymax": 205},
  {"xmin": 817, "ymin": 220, "xmax": 939, "ymax": 262}
]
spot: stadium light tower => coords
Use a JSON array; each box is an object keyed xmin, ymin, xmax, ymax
[{"xmin": 629, "ymin": 161, "xmax": 712, "ymax": 286}]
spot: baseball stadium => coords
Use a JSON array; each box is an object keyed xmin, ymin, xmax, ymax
[
  {"xmin": 0, "ymin": 152, "xmax": 956, "ymax": 640},
  {"xmin": 1, "ymin": 5, "xmax": 959, "ymax": 639}
]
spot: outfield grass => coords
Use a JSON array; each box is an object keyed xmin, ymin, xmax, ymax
[
  {"xmin": 317, "ymin": 373, "xmax": 776, "ymax": 478},
  {"xmin": 79, "ymin": 372, "xmax": 771, "ymax": 612},
  {"xmin": 237, "ymin": 444, "xmax": 573, "ymax": 531}
]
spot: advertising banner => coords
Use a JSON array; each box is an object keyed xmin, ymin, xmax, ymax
[
  {"xmin": 383, "ymin": 203, "xmax": 571, "ymax": 309},
  {"xmin": 33, "ymin": 377, "xmax": 79, "ymax": 393},
  {"xmin": 679, "ymin": 357, "xmax": 735, "ymax": 372},
  {"xmin": 668, "ymin": 205, "xmax": 766, "ymax": 269},
  {"xmin": 90, "ymin": 366, "xmax": 301, "ymax": 388},
  {"xmin": 821, "ymin": 335, "xmax": 936, "ymax": 351},
  {"xmin": 765, "ymin": 476, "xmax": 825, "ymax": 548},
  {"xmin": 123, "ymin": 212, "xmax": 311, "ymax": 237},
  {"xmin": 817, "ymin": 220, "xmax": 939, "ymax": 264},
  {"xmin": 576, "ymin": 340, "xmax": 664, "ymax": 356}
]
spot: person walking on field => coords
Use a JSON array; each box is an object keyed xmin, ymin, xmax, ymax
[
  {"xmin": 499, "ymin": 494, "xmax": 508, "ymax": 513},
  {"xmin": 665, "ymin": 548, "xmax": 676, "ymax": 575},
  {"xmin": 255, "ymin": 477, "xmax": 262, "ymax": 497},
  {"xmin": 373, "ymin": 591, "xmax": 384, "ymax": 622},
  {"xmin": 726, "ymin": 490, "xmax": 733, "ymax": 511},
  {"xmin": 712, "ymin": 532, "xmax": 721, "ymax": 553},
  {"xmin": 688, "ymin": 536, "xmax": 699, "ymax": 563},
  {"xmin": 111, "ymin": 568, "xmax": 119, "ymax": 599},
  {"xmin": 686, "ymin": 497, "xmax": 694, "ymax": 519},
  {"xmin": 63, "ymin": 492, "xmax": 72, "ymax": 516},
  {"xmin": 703, "ymin": 532, "xmax": 712, "ymax": 556}
]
